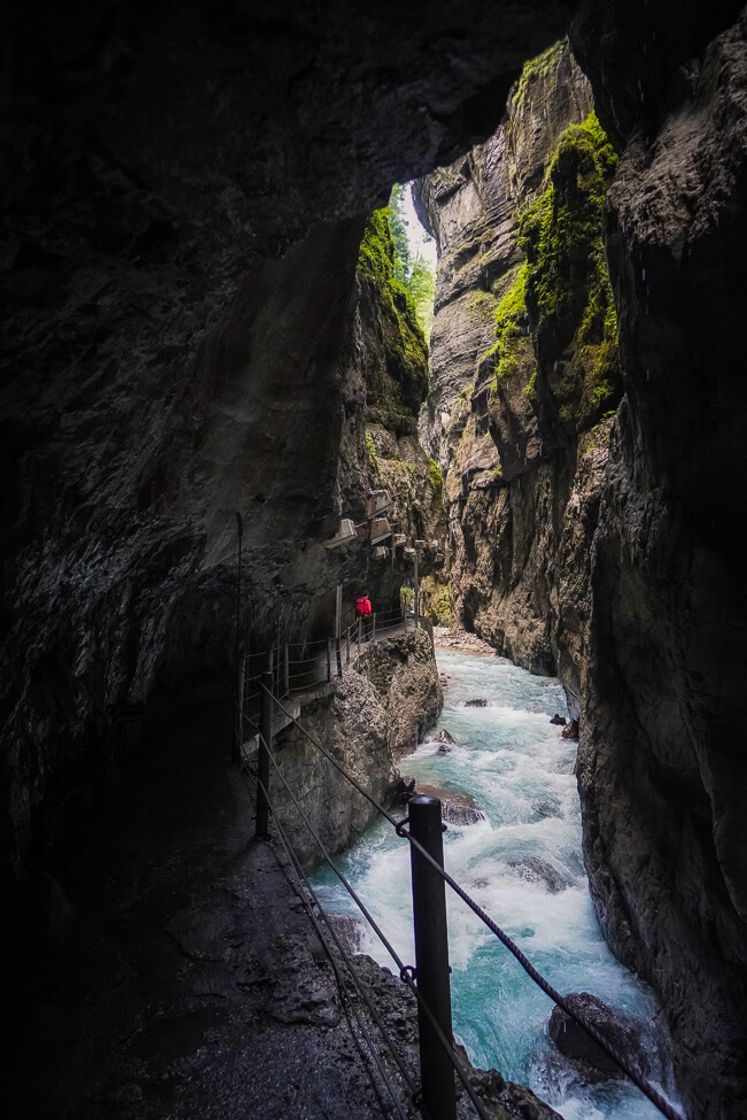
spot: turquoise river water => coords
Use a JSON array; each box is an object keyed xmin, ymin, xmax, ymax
[{"xmin": 312, "ymin": 648, "xmax": 680, "ymax": 1119}]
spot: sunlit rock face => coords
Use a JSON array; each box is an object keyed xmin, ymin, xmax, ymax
[
  {"xmin": 0, "ymin": 1, "xmax": 577, "ymax": 886},
  {"xmin": 570, "ymin": 3, "xmax": 747, "ymax": 1116},
  {"xmin": 415, "ymin": 41, "xmax": 606, "ymax": 691}
]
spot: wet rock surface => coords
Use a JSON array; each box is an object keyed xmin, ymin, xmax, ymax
[
  {"xmin": 413, "ymin": 782, "xmax": 485, "ymax": 826},
  {"xmin": 548, "ymin": 992, "xmax": 649, "ymax": 1083},
  {"xmin": 433, "ymin": 727, "xmax": 457, "ymax": 752},
  {"xmin": 363, "ymin": 629, "xmax": 443, "ymax": 757},
  {"xmin": 507, "ymin": 856, "xmax": 575, "ymax": 894},
  {"xmin": 5, "ymin": 700, "xmax": 559, "ymax": 1120},
  {"xmin": 434, "ymin": 627, "xmax": 498, "ymax": 655},
  {"xmin": 569, "ymin": 6, "xmax": 747, "ymax": 1115}
]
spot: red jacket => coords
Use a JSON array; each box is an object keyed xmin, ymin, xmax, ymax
[{"xmin": 356, "ymin": 596, "xmax": 372, "ymax": 617}]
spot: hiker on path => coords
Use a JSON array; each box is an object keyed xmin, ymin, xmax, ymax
[{"xmin": 356, "ymin": 592, "xmax": 373, "ymax": 641}]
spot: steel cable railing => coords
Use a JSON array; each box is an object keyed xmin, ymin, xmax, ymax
[
  {"xmin": 260, "ymin": 775, "xmax": 414, "ymax": 1120},
  {"xmin": 257, "ymin": 733, "xmax": 490, "ymax": 1120},
  {"xmin": 239, "ymin": 614, "xmax": 415, "ymax": 728},
  {"xmin": 240, "ymin": 608, "xmax": 410, "ymax": 677},
  {"xmin": 258, "ymin": 682, "xmax": 685, "ymax": 1120}
]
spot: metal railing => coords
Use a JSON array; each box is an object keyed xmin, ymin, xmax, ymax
[{"xmin": 237, "ymin": 606, "xmax": 418, "ymax": 744}]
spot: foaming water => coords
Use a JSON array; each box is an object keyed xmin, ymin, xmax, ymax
[{"xmin": 312, "ymin": 649, "xmax": 679, "ymax": 1118}]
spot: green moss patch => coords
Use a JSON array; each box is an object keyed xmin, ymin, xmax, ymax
[
  {"xmin": 427, "ymin": 459, "xmax": 444, "ymax": 506},
  {"xmin": 484, "ymin": 262, "xmax": 530, "ymax": 393}
]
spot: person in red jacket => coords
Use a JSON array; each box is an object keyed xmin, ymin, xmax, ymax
[{"xmin": 355, "ymin": 592, "xmax": 373, "ymax": 641}]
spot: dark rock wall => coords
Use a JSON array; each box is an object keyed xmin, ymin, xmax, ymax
[
  {"xmin": 421, "ymin": 6, "xmax": 747, "ymax": 1116},
  {"xmin": 570, "ymin": 3, "xmax": 747, "ymax": 1115},
  {"xmin": 2, "ymin": 0, "xmax": 575, "ymax": 887}
]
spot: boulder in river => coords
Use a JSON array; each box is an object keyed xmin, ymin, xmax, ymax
[
  {"xmin": 561, "ymin": 718, "xmax": 579, "ymax": 740},
  {"xmin": 414, "ymin": 782, "xmax": 484, "ymax": 825},
  {"xmin": 433, "ymin": 728, "xmax": 456, "ymax": 753},
  {"xmin": 548, "ymin": 991, "xmax": 650, "ymax": 1081},
  {"xmin": 392, "ymin": 776, "xmax": 416, "ymax": 805},
  {"xmin": 465, "ymin": 698, "xmax": 488, "ymax": 707},
  {"xmin": 549, "ymin": 713, "xmax": 567, "ymax": 726},
  {"xmin": 507, "ymin": 856, "xmax": 575, "ymax": 894}
]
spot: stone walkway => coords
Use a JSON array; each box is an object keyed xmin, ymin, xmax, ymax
[{"xmin": 8, "ymin": 705, "xmax": 418, "ymax": 1120}]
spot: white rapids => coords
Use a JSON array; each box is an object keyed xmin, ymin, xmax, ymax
[{"xmin": 312, "ymin": 648, "xmax": 681, "ymax": 1119}]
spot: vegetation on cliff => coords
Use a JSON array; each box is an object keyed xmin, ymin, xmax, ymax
[
  {"xmin": 518, "ymin": 110, "xmax": 621, "ymax": 426},
  {"xmin": 485, "ymin": 110, "xmax": 620, "ymax": 427},
  {"xmin": 485, "ymin": 262, "xmax": 530, "ymax": 392},
  {"xmin": 357, "ymin": 208, "xmax": 429, "ymax": 435},
  {"xmin": 511, "ymin": 40, "xmax": 566, "ymax": 112},
  {"xmin": 388, "ymin": 184, "xmax": 436, "ymax": 339}
]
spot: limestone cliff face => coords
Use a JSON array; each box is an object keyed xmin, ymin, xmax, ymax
[
  {"xmin": 416, "ymin": 42, "xmax": 610, "ymax": 710},
  {"xmin": 570, "ymin": 4, "xmax": 747, "ymax": 1116}
]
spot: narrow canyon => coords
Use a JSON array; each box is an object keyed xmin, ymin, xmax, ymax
[{"xmin": 2, "ymin": 2, "xmax": 746, "ymax": 1119}]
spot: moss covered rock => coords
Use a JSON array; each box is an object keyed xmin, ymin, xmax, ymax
[
  {"xmin": 357, "ymin": 210, "xmax": 429, "ymax": 436},
  {"xmin": 517, "ymin": 111, "xmax": 621, "ymax": 432}
]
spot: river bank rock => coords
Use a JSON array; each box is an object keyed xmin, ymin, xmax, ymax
[
  {"xmin": 465, "ymin": 698, "xmax": 488, "ymax": 708},
  {"xmin": 548, "ymin": 992, "xmax": 649, "ymax": 1082},
  {"xmin": 414, "ymin": 783, "xmax": 485, "ymax": 825},
  {"xmin": 364, "ymin": 629, "xmax": 444, "ymax": 757},
  {"xmin": 434, "ymin": 628, "xmax": 497, "ymax": 655},
  {"xmin": 273, "ymin": 669, "xmax": 395, "ymax": 872},
  {"xmin": 326, "ymin": 914, "xmax": 367, "ymax": 956}
]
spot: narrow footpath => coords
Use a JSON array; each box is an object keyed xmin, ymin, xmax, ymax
[{"xmin": 9, "ymin": 703, "xmax": 420, "ymax": 1120}]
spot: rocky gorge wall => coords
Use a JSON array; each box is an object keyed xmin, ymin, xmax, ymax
[
  {"xmin": 570, "ymin": 4, "xmax": 747, "ymax": 1116},
  {"xmin": 5, "ymin": 0, "xmax": 575, "ymax": 892},
  {"xmin": 420, "ymin": 8, "xmax": 747, "ymax": 1116},
  {"xmin": 270, "ymin": 628, "xmax": 442, "ymax": 872},
  {"xmin": 415, "ymin": 40, "xmax": 609, "ymax": 709}
]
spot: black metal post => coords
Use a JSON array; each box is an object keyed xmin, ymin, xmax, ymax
[
  {"xmin": 233, "ymin": 512, "xmax": 243, "ymax": 765},
  {"xmin": 256, "ymin": 670, "xmax": 273, "ymax": 839},
  {"xmin": 409, "ymin": 794, "xmax": 456, "ymax": 1120},
  {"xmin": 336, "ymin": 636, "xmax": 342, "ymax": 678},
  {"xmin": 327, "ymin": 639, "xmax": 332, "ymax": 682}
]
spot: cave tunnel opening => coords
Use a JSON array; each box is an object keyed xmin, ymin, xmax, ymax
[{"xmin": 3, "ymin": 2, "xmax": 747, "ymax": 1118}]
